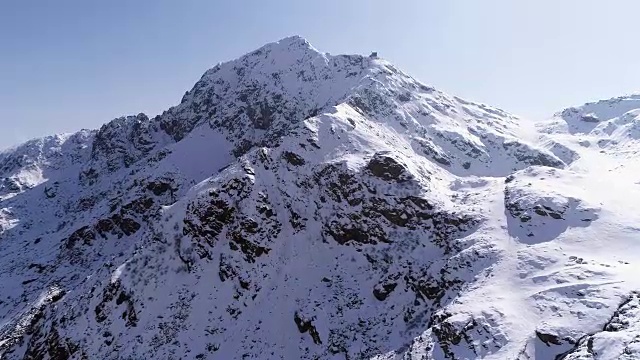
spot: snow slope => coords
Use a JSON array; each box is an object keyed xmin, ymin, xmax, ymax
[{"xmin": 1, "ymin": 36, "xmax": 639, "ymax": 359}]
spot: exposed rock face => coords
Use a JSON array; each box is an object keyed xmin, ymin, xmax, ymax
[
  {"xmin": 366, "ymin": 152, "xmax": 413, "ymax": 182},
  {"xmin": 504, "ymin": 166, "xmax": 599, "ymax": 244},
  {"xmin": 1, "ymin": 36, "xmax": 639, "ymax": 360}
]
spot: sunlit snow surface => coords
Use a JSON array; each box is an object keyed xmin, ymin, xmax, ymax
[{"xmin": 1, "ymin": 37, "xmax": 639, "ymax": 359}]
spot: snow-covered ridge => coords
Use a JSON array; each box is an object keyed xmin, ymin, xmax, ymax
[
  {"xmin": 1, "ymin": 36, "xmax": 639, "ymax": 359},
  {"xmin": 1, "ymin": 35, "xmax": 560, "ymax": 193},
  {"xmin": 540, "ymin": 93, "xmax": 640, "ymax": 162},
  {"xmin": 555, "ymin": 93, "xmax": 640, "ymax": 123}
]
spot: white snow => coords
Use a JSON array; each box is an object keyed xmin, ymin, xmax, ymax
[{"xmin": 1, "ymin": 36, "xmax": 639, "ymax": 359}]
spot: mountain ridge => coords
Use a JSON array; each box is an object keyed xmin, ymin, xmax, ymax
[{"xmin": 1, "ymin": 36, "xmax": 639, "ymax": 360}]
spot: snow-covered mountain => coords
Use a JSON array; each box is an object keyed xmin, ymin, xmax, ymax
[{"xmin": 1, "ymin": 36, "xmax": 639, "ymax": 359}]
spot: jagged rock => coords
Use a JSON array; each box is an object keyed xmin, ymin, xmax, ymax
[
  {"xmin": 366, "ymin": 152, "xmax": 411, "ymax": 182},
  {"xmin": 536, "ymin": 330, "xmax": 563, "ymax": 346},
  {"xmin": 282, "ymin": 151, "xmax": 305, "ymax": 166},
  {"xmin": 294, "ymin": 312, "xmax": 322, "ymax": 345},
  {"xmin": 581, "ymin": 114, "xmax": 600, "ymax": 123},
  {"xmin": 373, "ymin": 282, "xmax": 398, "ymax": 301}
]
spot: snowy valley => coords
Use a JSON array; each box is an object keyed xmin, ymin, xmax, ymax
[{"xmin": 0, "ymin": 36, "xmax": 639, "ymax": 359}]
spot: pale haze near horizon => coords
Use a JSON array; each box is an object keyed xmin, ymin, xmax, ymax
[{"xmin": 1, "ymin": 0, "xmax": 639, "ymax": 150}]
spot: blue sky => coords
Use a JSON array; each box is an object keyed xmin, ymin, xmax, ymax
[{"xmin": 2, "ymin": 0, "xmax": 640, "ymax": 149}]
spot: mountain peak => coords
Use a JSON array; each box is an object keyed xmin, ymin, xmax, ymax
[
  {"xmin": 267, "ymin": 35, "xmax": 314, "ymax": 50},
  {"xmin": 3, "ymin": 38, "xmax": 640, "ymax": 360},
  {"xmin": 246, "ymin": 35, "xmax": 320, "ymax": 61},
  {"xmin": 200, "ymin": 35, "xmax": 323, "ymax": 79}
]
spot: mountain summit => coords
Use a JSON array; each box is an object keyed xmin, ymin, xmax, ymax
[{"xmin": 1, "ymin": 37, "xmax": 639, "ymax": 359}]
